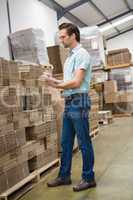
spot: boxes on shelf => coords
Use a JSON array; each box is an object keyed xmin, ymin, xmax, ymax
[
  {"xmin": 89, "ymin": 89, "xmax": 99, "ymax": 132},
  {"xmin": 104, "ymin": 67, "xmax": 133, "ymax": 105},
  {"xmin": 104, "ymin": 67, "xmax": 133, "ymax": 114},
  {"xmin": 104, "ymin": 80, "xmax": 118, "ymax": 93},
  {"xmin": 108, "ymin": 66, "xmax": 133, "ymax": 91},
  {"xmin": 104, "ymin": 80, "xmax": 118, "ymax": 103},
  {"xmin": 104, "ymin": 92, "xmax": 120, "ymax": 104},
  {"xmin": 106, "ymin": 48, "xmax": 132, "ymax": 69},
  {"xmin": 119, "ymin": 91, "xmax": 133, "ymax": 102},
  {"xmin": 92, "ymin": 69, "xmax": 108, "ymax": 84}
]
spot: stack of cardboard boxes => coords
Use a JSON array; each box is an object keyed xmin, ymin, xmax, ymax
[
  {"xmin": 104, "ymin": 48, "xmax": 133, "ymax": 114},
  {"xmin": 18, "ymin": 63, "xmax": 58, "ymax": 168},
  {"xmin": 104, "ymin": 79, "xmax": 133, "ymax": 114},
  {"xmin": 106, "ymin": 48, "xmax": 132, "ymax": 68},
  {"xmin": 89, "ymin": 89, "xmax": 99, "ymax": 133},
  {"xmin": 0, "ymin": 58, "xmax": 29, "ymax": 194},
  {"xmin": 0, "ymin": 58, "xmax": 58, "ymax": 194}
]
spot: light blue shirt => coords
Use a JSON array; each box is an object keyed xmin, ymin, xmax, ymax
[{"xmin": 63, "ymin": 44, "xmax": 92, "ymax": 97}]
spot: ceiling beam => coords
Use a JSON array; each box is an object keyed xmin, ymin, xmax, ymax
[
  {"xmin": 88, "ymin": 0, "xmax": 120, "ymax": 33},
  {"xmin": 39, "ymin": 0, "xmax": 87, "ymax": 27},
  {"xmin": 106, "ymin": 26, "xmax": 133, "ymax": 40},
  {"xmin": 6, "ymin": 0, "xmax": 12, "ymax": 34},
  {"xmin": 98, "ymin": 9, "xmax": 133, "ymax": 26},
  {"xmin": 58, "ymin": 0, "xmax": 89, "ymax": 18},
  {"xmin": 123, "ymin": 0, "xmax": 132, "ymax": 10},
  {"xmin": 88, "ymin": 0, "xmax": 109, "ymax": 21}
]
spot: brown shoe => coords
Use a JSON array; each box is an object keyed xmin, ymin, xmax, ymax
[
  {"xmin": 47, "ymin": 177, "xmax": 72, "ymax": 187},
  {"xmin": 73, "ymin": 179, "xmax": 96, "ymax": 192}
]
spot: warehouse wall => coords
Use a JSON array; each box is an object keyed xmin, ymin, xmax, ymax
[
  {"xmin": 0, "ymin": 0, "xmax": 58, "ymax": 59},
  {"xmin": 9, "ymin": 0, "xmax": 58, "ymax": 47},
  {"xmin": 0, "ymin": 0, "xmax": 10, "ymax": 59},
  {"xmin": 107, "ymin": 30, "xmax": 133, "ymax": 61}
]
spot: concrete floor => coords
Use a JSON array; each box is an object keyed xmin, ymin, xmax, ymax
[{"xmin": 20, "ymin": 117, "xmax": 133, "ymax": 200}]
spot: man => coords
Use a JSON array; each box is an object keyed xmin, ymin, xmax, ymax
[{"xmin": 45, "ymin": 23, "xmax": 96, "ymax": 192}]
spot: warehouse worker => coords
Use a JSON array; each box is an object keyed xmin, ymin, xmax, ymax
[{"xmin": 44, "ymin": 23, "xmax": 96, "ymax": 192}]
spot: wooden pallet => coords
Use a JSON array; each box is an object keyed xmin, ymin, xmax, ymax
[
  {"xmin": 0, "ymin": 159, "xmax": 59, "ymax": 200},
  {"xmin": 113, "ymin": 113, "xmax": 132, "ymax": 118},
  {"xmin": 113, "ymin": 112, "xmax": 132, "ymax": 118},
  {"xmin": 36, "ymin": 159, "xmax": 59, "ymax": 181},
  {"xmin": 104, "ymin": 63, "xmax": 131, "ymax": 70}
]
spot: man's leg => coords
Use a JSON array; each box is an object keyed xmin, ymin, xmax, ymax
[
  {"xmin": 71, "ymin": 108, "xmax": 96, "ymax": 191},
  {"xmin": 58, "ymin": 111, "xmax": 75, "ymax": 178},
  {"xmin": 47, "ymin": 110, "xmax": 75, "ymax": 187}
]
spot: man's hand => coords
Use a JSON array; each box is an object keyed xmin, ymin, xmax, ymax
[
  {"xmin": 45, "ymin": 79, "xmax": 59, "ymax": 88},
  {"xmin": 39, "ymin": 68, "xmax": 85, "ymax": 89},
  {"xmin": 39, "ymin": 73, "xmax": 63, "ymax": 88},
  {"xmin": 56, "ymin": 69, "xmax": 86, "ymax": 89}
]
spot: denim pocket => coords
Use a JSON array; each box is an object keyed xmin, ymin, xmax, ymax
[{"xmin": 71, "ymin": 95, "xmax": 91, "ymax": 110}]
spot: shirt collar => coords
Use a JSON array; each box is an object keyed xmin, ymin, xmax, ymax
[{"xmin": 69, "ymin": 43, "xmax": 82, "ymax": 54}]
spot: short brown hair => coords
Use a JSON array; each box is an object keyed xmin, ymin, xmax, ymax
[{"xmin": 59, "ymin": 23, "xmax": 80, "ymax": 42}]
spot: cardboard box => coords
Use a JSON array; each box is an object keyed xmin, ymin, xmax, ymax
[
  {"xmin": 104, "ymin": 80, "xmax": 118, "ymax": 94},
  {"xmin": 104, "ymin": 92, "xmax": 120, "ymax": 104},
  {"xmin": 15, "ymin": 128, "xmax": 26, "ymax": 146},
  {"xmin": 0, "ymin": 173, "xmax": 8, "ymax": 194},
  {"xmin": 119, "ymin": 91, "xmax": 133, "ymax": 103},
  {"xmin": 25, "ymin": 122, "xmax": 47, "ymax": 140},
  {"xmin": 106, "ymin": 48, "xmax": 132, "ymax": 68},
  {"xmin": 12, "ymin": 111, "xmax": 29, "ymax": 129},
  {"xmin": 6, "ymin": 161, "xmax": 29, "ymax": 188},
  {"xmin": 47, "ymin": 45, "xmax": 69, "ymax": 74},
  {"xmin": 27, "ymin": 109, "xmax": 43, "ymax": 125}
]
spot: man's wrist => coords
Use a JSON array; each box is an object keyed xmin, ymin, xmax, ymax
[{"xmin": 56, "ymin": 83, "xmax": 63, "ymax": 89}]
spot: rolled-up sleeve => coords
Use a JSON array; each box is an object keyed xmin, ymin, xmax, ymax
[{"xmin": 74, "ymin": 51, "xmax": 90, "ymax": 71}]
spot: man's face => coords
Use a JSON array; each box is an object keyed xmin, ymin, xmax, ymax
[{"xmin": 59, "ymin": 29, "xmax": 75, "ymax": 48}]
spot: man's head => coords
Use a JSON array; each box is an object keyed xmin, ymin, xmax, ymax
[{"xmin": 58, "ymin": 23, "xmax": 80, "ymax": 48}]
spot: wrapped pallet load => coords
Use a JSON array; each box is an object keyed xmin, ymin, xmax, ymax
[
  {"xmin": 9, "ymin": 28, "xmax": 49, "ymax": 65},
  {"xmin": 80, "ymin": 26, "xmax": 105, "ymax": 70}
]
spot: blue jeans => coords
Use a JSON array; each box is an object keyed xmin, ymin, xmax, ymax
[{"xmin": 58, "ymin": 93, "xmax": 95, "ymax": 182}]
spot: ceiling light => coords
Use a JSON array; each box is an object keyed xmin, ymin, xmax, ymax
[
  {"xmin": 100, "ymin": 24, "xmax": 113, "ymax": 32},
  {"xmin": 100, "ymin": 14, "xmax": 133, "ymax": 32},
  {"xmin": 113, "ymin": 15, "xmax": 133, "ymax": 26}
]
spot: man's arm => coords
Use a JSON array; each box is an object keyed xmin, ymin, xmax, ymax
[{"xmin": 47, "ymin": 69, "xmax": 86, "ymax": 89}]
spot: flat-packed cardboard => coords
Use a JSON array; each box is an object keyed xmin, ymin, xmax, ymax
[{"xmin": 47, "ymin": 45, "xmax": 69, "ymax": 74}]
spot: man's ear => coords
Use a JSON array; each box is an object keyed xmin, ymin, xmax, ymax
[{"xmin": 72, "ymin": 33, "xmax": 76, "ymax": 40}]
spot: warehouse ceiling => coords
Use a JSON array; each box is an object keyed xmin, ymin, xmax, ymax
[{"xmin": 40, "ymin": 0, "xmax": 133, "ymax": 40}]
